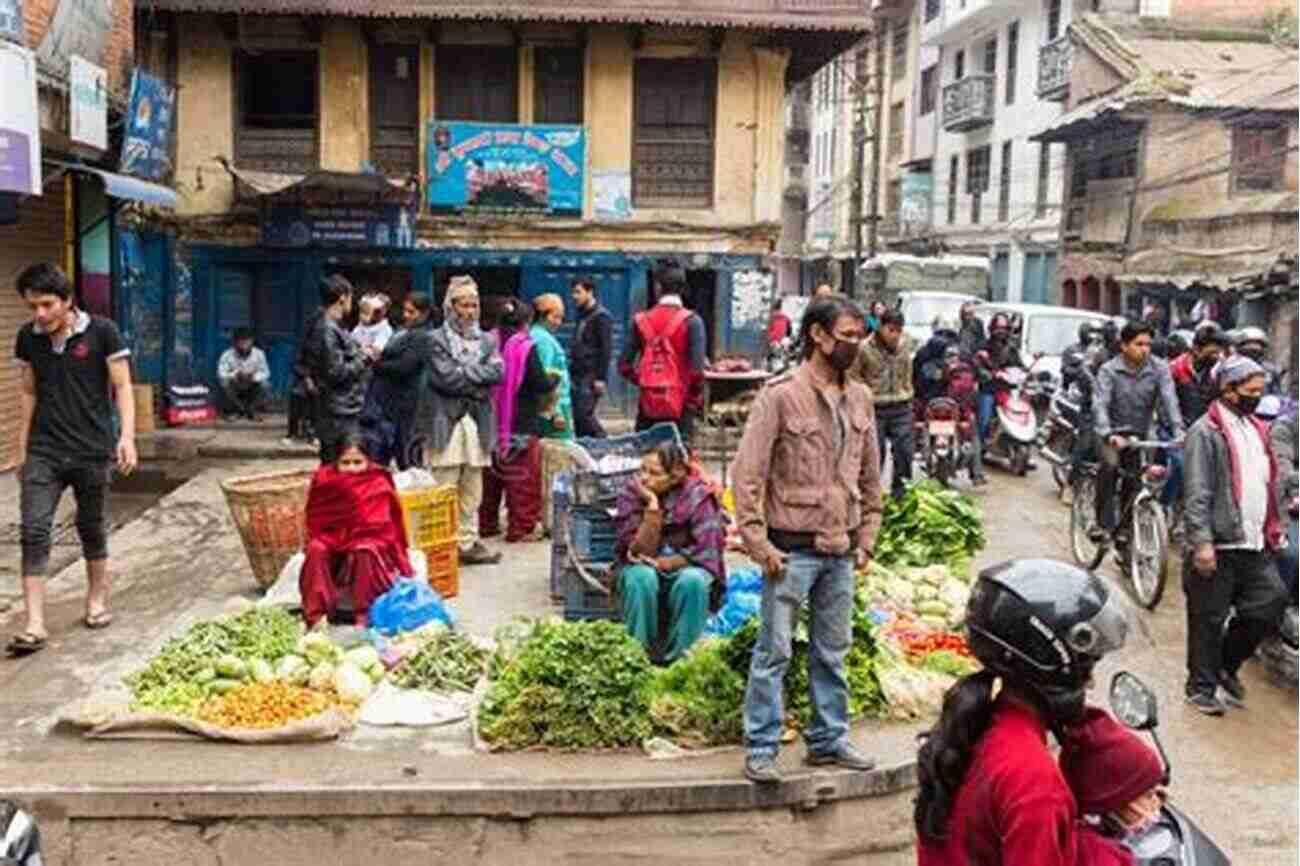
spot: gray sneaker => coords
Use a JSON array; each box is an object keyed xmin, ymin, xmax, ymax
[
  {"xmin": 805, "ymin": 742, "xmax": 877, "ymax": 771},
  {"xmin": 744, "ymin": 754, "xmax": 781, "ymax": 784},
  {"xmin": 1185, "ymin": 691, "xmax": 1226, "ymax": 716},
  {"xmin": 1218, "ymin": 671, "xmax": 1246, "ymax": 708}
]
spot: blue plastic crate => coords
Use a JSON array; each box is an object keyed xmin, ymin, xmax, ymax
[
  {"xmin": 561, "ymin": 563, "xmax": 619, "ymax": 622},
  {"xmin": 570, "ymin": 508, "xmax": 619, "ymax": 561},
  {"xmin": 576, "ymin": 422, "xmax": 682, "ymax": 463},
  {"xmin": 571, "ymin": 467, "xmax": 638, "ymax": 508}
]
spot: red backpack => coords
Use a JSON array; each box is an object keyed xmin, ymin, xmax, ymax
[{"xmin": 634, "ymin": 308, "xmax": 692, "ymax": 420}]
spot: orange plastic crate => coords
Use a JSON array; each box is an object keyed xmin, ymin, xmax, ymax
[
  {"xmin": 423, "ymin": 539, "xmax": 460, "ymax": 599},
  {"xmin": 399, "ymin": 484, "xmax": 458, "ymax": 550}
]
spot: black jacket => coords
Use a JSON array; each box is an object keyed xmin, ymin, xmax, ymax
[
  {"xmin": 369, "ymin": 320, "xmax": 436, "ymax": 425},
  {"xmin": 570, "ymin": 301, "xmax": 614, "ymax": 381},
  {"xmin": 302, "ymin": 312, "xmax": 367, "ymax": 417},
  {"xmin": 914, "ymin": 329, "xmax": 959, "ymax": 402},
  {"xmin": 958, "ymin": 317, "xmax": 986, "ymax": 357}
]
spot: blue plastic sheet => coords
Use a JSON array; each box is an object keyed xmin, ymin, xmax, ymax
[
  {"xmin": 703, "ymin": 566, "xmax": 764, "ymax": 638},
  {"xmin": 368, "ymin": 578, "xmax": 456, "ymax": 636}
]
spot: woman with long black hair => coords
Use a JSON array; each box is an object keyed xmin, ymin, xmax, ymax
[{"xmin": 915, "ymin": 559, "xmax": 1136, "ymax": 866}]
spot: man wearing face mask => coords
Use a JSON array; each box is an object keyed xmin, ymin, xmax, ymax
[
  {"xmin": 1182, "ymin": 355, "xmax": 1287, "ymax": 716},
  {"xmin": 1232, "ymin": 327, "xmax": 1282, "ymax": 396},
  {"xmin": 851, "ymin": 308, "xmax": 916, "ymax": 500},
  {"xmin": 732, "ymin": 296, "xmax": 883, "ymax": 783},
  {"xmin": 1170, "ymin": 322, "xmax": 1227, "ymax": 425}
]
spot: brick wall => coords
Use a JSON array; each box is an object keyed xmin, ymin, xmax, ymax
[{"xmin": 23, "ymin": 0, "xmax": 135, "ymax": 95}]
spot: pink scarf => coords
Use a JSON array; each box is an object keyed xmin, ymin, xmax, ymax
[{"xmin": 492, "ymin": 330, "xmax": 534, "ymax": 453}]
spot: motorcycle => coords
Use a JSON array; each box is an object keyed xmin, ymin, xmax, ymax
[
  {"xmin": 984, "ymin": 366, "xmax": 1038, "ymax": 476},
  {"xmin": 918, "ymin": 354, "xmax": 980, "ymax": 487},
  {"xmin": 765, "ymin": 337, "xmax": 794, "ymax": 376},
  {"xmin": 1108, "ymin": 671, "xmax": 1232, "ymax": 865},
  {"xmin": 1039, "ymin": 382, "xmax": 1085, "ymax": 493},
  {"xmin": 1021, "ymin": 366, "xmax": 1058, "ymax": 431}
]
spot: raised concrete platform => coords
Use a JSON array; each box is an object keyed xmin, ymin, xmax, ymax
[{"xmin": 0, "ymin": 460, "xmax": 922, "ymax": 866}]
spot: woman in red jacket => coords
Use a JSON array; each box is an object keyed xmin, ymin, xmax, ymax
[
  {"xmin": 915, "ymin": 559, "xmax": 1136, "ymax": 866},
  {"xmin": 298, "ymin": 437, "xmax": 413, "ymax": 628}
]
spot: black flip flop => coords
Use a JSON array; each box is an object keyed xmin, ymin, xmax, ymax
[
  {"xmin": 84, "ymin": 612, "xmax": 114, "ymax": 630},
  {"xmin": 5, "ymin": 632, "xmax": 47, "ymax": 657}
]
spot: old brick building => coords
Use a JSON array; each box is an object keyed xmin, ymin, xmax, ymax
[{"xmin": 1034, "ymin": 15, "xmax": 1297, "ymax": 370}]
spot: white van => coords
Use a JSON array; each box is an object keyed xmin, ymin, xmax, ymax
[{"xmin": 974, "ymin": 302, "xmax": 1112, "ymax": 379}]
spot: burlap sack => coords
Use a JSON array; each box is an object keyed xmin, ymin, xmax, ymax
[{"xmin": 62, "ymin": 700, "xmax": 354, "ymax": 743}]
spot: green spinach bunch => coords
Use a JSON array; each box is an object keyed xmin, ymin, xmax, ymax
[{"xmin": 875, "ymin": 480, "xmax": 986, "ymax": 569}]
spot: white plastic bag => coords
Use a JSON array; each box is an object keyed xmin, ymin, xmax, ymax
[
  {"xmin": 393, "ymin": 468, "xmax": 437, "ymax": 491},
  {"xmin": 407, "ymin": 548, "xmax": 428, "ymax": 580},
  {"xmin": 259, "ymin": 551, "xmax": 305, "ymax": 608}
]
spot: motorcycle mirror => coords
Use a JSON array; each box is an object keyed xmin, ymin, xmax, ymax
[{"xmin": 1109, "ymin": 671, "xmax": 1158, "ymax": 731}]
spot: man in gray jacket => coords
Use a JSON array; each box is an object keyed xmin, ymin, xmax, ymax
[
  {"xmin": 1182, "ymin": 356, "xmax": 1286, "ymax": 716},
  {"xmin": 425, "ymin": 276, "xmax": 504, "ymax": 565},
  {"xmin": 302, "ymin": 275, "xmax": 369, "ymax": 463},
  {"xmin": 1092, "ymin": 320, "xmax": 1183, "ymax": 540}
]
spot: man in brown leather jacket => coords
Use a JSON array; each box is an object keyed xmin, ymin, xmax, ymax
[{"xmin": 732, "ymin": 295, "xmax": 884, "ymax": 783}]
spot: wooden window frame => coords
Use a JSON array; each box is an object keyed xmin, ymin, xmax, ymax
[
  {"xmin": 947, "ymin": 154, "xmax": 959, "ymax": 224},
  {"xmin": 368, "ymin": 43, "xmax": 421, "ymax": 178},
  {"xmin": 954, "ymin": 49, "xmax": 964, "ymax": 81},
  {"xmin": 434, "ymin": 44, "xmax": 520, "ymax": 123},
  {"xmin": 1046, "ymin": 0, "xmax": 1062, "ymax": 41},
  {"xmin": 631, "ymin": 57, "xmax": 718, "ymax": 210},
  {"xmin": 967, "ymin": 144, "xmax": 990, "ymax": 224},
  {"xmin": 533, "ymin": 44, "xmax": 585, "ymax": 125},
  {"xmin": 888, "ymin": 102, "xmax": 905, "ymax": 159},
  {"xmin": 998, "ymin": 140, "xmax": 1012, "ymax": 222},
  {"xmin": 920, "ymin": 65, "xmax": 937, "ymax": 116},
  {"xmin": 892, "ymin": 21, "xmax": 909, "ymax": 83},
  {"xmin": 1035, "ymin": 142, "xmax": 1051, "ymax": 218},
  {"xmin": 1006, "ymin": 21, "xmax": 1019, "ymax": 105},
  {"xmin": 1230, "ymin": 125, "xmax": 1288, "ymax": 195},
  {"xmin": 232, "ymin": 49, "xmax": 320, "ymax": 174}
]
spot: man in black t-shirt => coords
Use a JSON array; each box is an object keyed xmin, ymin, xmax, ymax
[{"xmin": 7, "ymin": 263, "xmax": 137, "ymax": 657}]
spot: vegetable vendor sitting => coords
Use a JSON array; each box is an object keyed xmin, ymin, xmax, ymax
[
  {"xmin": 299, "ymin": 436, "xmax": 413, "ymax": 628},
  {"xmin": 614, "ymin": 441, "xmax": 726, "ymax": 662}
]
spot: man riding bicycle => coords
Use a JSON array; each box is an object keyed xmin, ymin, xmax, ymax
[{"xmin": 1092, "ymin": 320, "xmax": 1185, "ymax": 545}]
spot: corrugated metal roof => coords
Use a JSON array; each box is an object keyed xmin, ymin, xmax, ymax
[
  {"xmin": 1033, "ymin": 18, "xmax": 1298, "ymax": 141},
  {"xmin": 138, "ymin": 0, "xmax": 870, "ymax": 30}
]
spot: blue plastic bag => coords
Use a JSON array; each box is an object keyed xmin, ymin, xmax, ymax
[
  {"xmin": 368, "ymin": 578, "xmax": 455, "ymax": 636},
  {"xmin": 703, "ymin": 567, "xmax": 765, "ymax": 638}
]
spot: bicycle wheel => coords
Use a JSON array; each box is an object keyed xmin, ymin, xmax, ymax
[
  {"xmin": 1128, "ymin": 496, "xmax": 1169, "ymax": 609},
  {"xmin": 1070, "ymin": 475, "xmax": 1107, "ymax": 570}
]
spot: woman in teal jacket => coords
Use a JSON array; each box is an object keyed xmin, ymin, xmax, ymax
[{"xmin": 530, "ymin": 293, "xmax": 576, "ymax": 441}]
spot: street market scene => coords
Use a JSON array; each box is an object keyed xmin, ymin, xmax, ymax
[{"xmin": 0, "ymin": 0, "xmax": 1296, "ymax": 863}]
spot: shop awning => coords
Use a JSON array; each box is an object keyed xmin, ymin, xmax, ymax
[{"xmin": 47, "ymin": 161, "xmax": 177, "ymax": 209}]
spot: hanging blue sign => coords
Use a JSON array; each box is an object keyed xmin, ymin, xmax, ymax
[
  {"xmin": 262, "ymin": 203, "xmax": 417, "ymax": 248},
  {"xmin": 426, "ymin": 121, "xmax": 585, "ymax": 216},
  {"xmin": 119, "ymin": 69, "xmax": 175, "ymax": 183},
  {"xmin": 0, "ymin": 0, "xmax": 24, "ymax": 45}
]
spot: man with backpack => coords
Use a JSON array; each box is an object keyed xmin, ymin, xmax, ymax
[{"xmin": 618, "ymin": 261, "xmax": 707, "ymax": 442}]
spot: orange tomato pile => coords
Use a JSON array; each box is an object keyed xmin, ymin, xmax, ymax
[{"xmin": 197, "ymin": 681, "xmax": 344, "ymax": 729}]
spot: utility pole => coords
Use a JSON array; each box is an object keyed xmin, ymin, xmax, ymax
[
  {"xmin": 849, "ymin": 42, "xmax": 867, "ymax": 299},
  {"xmin": 866, "ymin": 24, "xmax": 884, "ymax": 262}
]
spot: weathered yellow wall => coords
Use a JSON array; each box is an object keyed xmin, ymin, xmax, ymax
[
  {"xmin": 319, "ymin": 20, "xmax": 368, "ymax": 172},
  {"xmin": 171, "ymin": 17, "xmax": 789, "ymax": 239},
  {"xmin": 175, "ymin": 14, "xmax": 234, "ymax": 215}
]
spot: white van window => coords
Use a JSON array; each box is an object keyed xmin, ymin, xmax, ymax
[
  {"xmin": 1026, "ymin": 314, "xmax": 1095, "ymax": 357},
  {"xmin": 900, "ymin": 295, "xmax": 968, "ymax": 328}
]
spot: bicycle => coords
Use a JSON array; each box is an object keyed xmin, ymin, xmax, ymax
[{"xmin": 1069, "ymin": 433, "xmax": 1178, "ymax": 610}]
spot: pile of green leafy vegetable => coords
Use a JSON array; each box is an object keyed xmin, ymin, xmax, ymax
[
  {"xmin": 874, "ymin": 480, "xmax": 985, "ymax": 570},
  {"xmin": 478, "ymin": 619, "xmax": 655, "ymax": 750},
  {"xmin": 648, "ymin": 594, "xmax": 885, "ymax": 747},
  {"xmin": 392, "ymin": 628, "xmax": 489, "ymax": 693},
  {"xmin": 124, "ymin": 607, "xmax": 304, "ymax": 714}
]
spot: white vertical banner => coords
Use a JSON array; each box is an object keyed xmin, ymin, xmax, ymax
[
  {"xmin": 0, "ymin": 42, "xmax": 40, "ymax": 195},
  {"xmin": 70, "ymin": 55, "xmax": 107, "ymax": 150}
]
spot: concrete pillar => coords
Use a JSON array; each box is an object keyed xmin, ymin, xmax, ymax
[
  {"xmin": 753, "ymin": 46, "xmax": 790, "ymax": 225},
  {"xmin": 175, "ymin": 15, "xmax": 233, "ymax": 216},
  {"xmin": 319, "ymin": 19, "xmax": 368, "ymax": 172},
  {"xmin": 584, "ymin": 26, "xmax": 632, "ymax": 218}
]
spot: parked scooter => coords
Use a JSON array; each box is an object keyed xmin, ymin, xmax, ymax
[
  {"xmin": 918, "ymin": 349, "xmax": 980, "ymax": 487},
  {"xmin": 1108, "ymin": 671, "xmax": 1232, "ymax": 865},
  {"xmin": 983, "ymin": 366, "xmax": 1038, "ymax": 476},
  {"xmin": 1039, "ymin": 382, "xmax": 1085, "ymax": 492}
]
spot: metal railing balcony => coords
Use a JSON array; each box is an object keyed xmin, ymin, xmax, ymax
[
  {"xmin": 942, "ymin": 74, "xmax": 994, "ymax": 132},
  {"xmin": 1037, "ymin": 35, "xmax": 1071, "ymax": 100}
]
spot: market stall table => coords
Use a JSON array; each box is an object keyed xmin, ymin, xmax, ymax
[{"xmin": 700, "ymin": 368, "xmax": 769, "ymax": 487}]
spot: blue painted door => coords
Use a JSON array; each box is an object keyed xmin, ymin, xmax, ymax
[
  {"xmin": 212, "ymin": 266, "xmax": 254, "ymax": 388},
  {"xmin": 255, "ymin": 263, "xmax": 307, "ymax": 401},
  {"xmin": 521, "ymin": 268, "xmax": 633, "ymax": 414},
  {"xmin": 1022, "ymin": 253, "xmax": 1052, "ymax": 305},
  {"xmin": 991, "ymin": 253, "xmax": 1010, "ymax": 302}
]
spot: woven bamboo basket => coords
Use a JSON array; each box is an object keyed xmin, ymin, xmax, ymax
[{"xmin": 220, "ymin": 469, "xmax": 315, "ymax": 589}]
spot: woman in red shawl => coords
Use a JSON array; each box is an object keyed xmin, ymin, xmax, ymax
[{"xmin": 299, "ymin": 437, "xmax": 413, "ymax": 627}]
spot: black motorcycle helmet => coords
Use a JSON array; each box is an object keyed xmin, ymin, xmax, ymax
[
  {"xmin": 1076, "ymin": 321, "xmax": 1098, "ymax": 346},
  {"xmin": 1193, "ymin": 321, "xmax": 1228, "ymax": 349},
  {"xmin": 966, "ymin": 559, "xmax": 1129, "ymax": 726},
  {"xmin": 1165, "ymin": 330, "xmax": 1190, "ymax": 357}
]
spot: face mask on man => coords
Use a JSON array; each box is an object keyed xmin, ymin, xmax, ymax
[
  {"xmin": 1240, "ymin": 346, "xmax": 1266, "ymax": 363},
  {"xmin": 827, "ymin": 337, "xmax": 858, "ymax": 372},
  {"xmin": 1234, "ymin": 393, "xmax": 1262, "ymax": 415}
]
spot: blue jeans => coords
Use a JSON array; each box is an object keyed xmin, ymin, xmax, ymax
[
  {"xmin": 977, "ymin": 391, "xmax": 996, "ymax": 442},
  {"xmin": 744, "ymin": 551, "xmax": 855, "ymax": 759},
  {"xmin": 1159, "ymin": 448, "xmax": 1184, "ymax": 509}
]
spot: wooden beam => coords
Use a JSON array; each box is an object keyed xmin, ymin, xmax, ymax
[
  {"xmin": 216, "ymin": 13, "xmax": 237, "ymax": 43},
  {"xmin": 708, "ymin": 27, "xmax": 724, "ymax": 53},
  {"xmin": 631, "ymin": 25, "xmax": 645, "ymax": 51}
]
